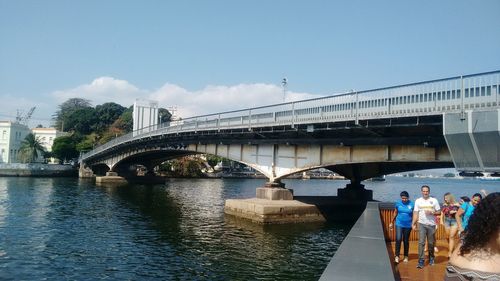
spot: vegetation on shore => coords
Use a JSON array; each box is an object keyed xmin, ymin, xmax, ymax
[{"xmin": 48, "ymin": 98, "xmax": 171, "ymax": 162}]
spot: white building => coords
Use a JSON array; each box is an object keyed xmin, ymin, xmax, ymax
[
  {"xmin": 0, "ymin": 122, "xmax": 67, "ymax": 164},
  {"xmin": 31, "ymin": 127, "xmax": 66, "ymax": 153},
  {"xmin": 133, "ymin": 99, "xmax": 158, "ymax": 136},
  {"xmin": 0, "ymin": 121, "xmax": 31, "ymax": 163},
  {"xmin": 31, "ymin": 127, "xmax": 67, "ymax": 163}
]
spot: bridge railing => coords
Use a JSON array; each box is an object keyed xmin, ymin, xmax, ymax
[{"xmin": 81, "ymin": 70, "xmax": 500, "ymax": 161}]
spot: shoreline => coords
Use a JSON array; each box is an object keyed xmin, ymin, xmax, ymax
[{"xmin": 0, "ymin": 163, "xmax": 77, "ymax": 177}]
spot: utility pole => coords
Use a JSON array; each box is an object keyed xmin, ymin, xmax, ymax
[{"xmin": 282, "ymin": 78, "xmax": 288, "ymax": 102}]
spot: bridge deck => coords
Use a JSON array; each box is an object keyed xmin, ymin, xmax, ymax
[{"xmin": 388, "ymin": 239, "xmax": 449, "ymax": 281}]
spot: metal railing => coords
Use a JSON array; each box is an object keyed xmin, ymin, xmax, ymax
[{"xmin": 81, "ymin": 70, "xmax": 500, "ymax": 161}]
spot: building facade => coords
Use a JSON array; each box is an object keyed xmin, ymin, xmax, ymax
[
  {"xmin": 133, "ymin": 99, "xmax": 159, "ymax": 135},
  {"xmin": 31, "ymin": 127, "xmax": 65, "ymax": 153},
  {"xmin": 31, "ymin": 127, "xmax": 67, "ymax": 163},
  {"xmin": 0, "ymin": 121, "xmax": 31, "ymax": 163}
]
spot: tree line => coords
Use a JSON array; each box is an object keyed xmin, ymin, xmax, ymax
[
  {"xmin": 20, "ymin": 98, "xmax": 172, "ymax": 163},
  {"xmin": 20, "ymin": 98, "xmax": 231, "ymax": 178}
]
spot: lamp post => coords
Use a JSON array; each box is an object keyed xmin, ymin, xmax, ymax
[{"xmin": 282, "ymin": 78, "xmax": 287, "ymax": 102}]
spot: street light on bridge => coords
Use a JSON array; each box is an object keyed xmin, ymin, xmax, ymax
[{"xmin": 282, "ymin": 78, "xmax": 287, "ymax": 102}]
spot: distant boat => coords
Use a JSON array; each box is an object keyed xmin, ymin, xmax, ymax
[
  {"xmin": 479, "ymin": 176, "xmax": 500, "ymax": 181},
  {"xmin": 368, "ymin": 175, "xmax": 386, "ymax": 181}
]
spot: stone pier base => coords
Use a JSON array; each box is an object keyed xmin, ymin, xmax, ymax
[
  {"xmin": 224, "ymin": 198, "xmax": 325, "ymax": 224},
  {"xmin": 256, "ymin": 187, "xmax": 294, "ymax": 200},
  {"xmin": 95, "ymin": 172, "xmax": 128, "ymax": 185}
]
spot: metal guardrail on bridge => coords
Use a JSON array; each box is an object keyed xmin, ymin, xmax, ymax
[{"xmin": 81, "ymin": 70, "xmax": 500, "ymax": 162}]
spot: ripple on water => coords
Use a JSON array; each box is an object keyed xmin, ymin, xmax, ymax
[{"xmin": 0, "ymin": 177, "xmax": 354, "ymax": 280}]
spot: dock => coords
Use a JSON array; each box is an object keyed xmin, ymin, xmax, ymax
[{"xmin": 321, "ymin": 202, "xmax": 453, "ymax": 281}]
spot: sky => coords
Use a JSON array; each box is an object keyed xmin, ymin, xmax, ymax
[{"xmin": 1, "ymin": 0, "xmax": 499, "ymax": 127}]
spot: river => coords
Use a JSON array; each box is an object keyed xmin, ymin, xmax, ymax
[{"xmin": 0, "ymin": 176, "xmax": 497, "ymax": 280}]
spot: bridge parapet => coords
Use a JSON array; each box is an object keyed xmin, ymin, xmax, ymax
[{"xmin": 80, "ymin": 70, "xmax": 500, "ymax": 163}]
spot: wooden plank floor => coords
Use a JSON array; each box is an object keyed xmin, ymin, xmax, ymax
[{"xmin": 388, "ymin": 239, "xmax": 450, "ymax": 281}]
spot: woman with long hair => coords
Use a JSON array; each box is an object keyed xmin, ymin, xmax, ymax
[
  {"xmin": 440, "ymin": 192, "xmax": 460, "ymax": 258},
  {"xmin": 445, "ymin": 192, "xmax": 500, "ymax": 280}
]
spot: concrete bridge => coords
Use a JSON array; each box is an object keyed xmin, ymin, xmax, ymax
[{"xmin": 80, "ymin": 71, "xmax": 500, "ymax": 220}]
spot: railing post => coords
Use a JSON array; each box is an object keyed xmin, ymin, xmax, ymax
[
  {"xmin": 248, "ymin": 109, "xmax": 252, "ymax": 131},
  {"xmin": 218, "ymin": 114, "xmax": 221, "ymax": 132},
  {"xmin": 355, "ymin": 90, "xmax": 359, "ymax": 125},
  {"xmin": 461, "ymin": 75, "xmax": 465, "ymax": 120}
]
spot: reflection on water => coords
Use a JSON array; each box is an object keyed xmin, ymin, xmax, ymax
[
  {"xmin": 0, "ymin": 176, "xmax": 497, "ymax": 280},
  {"xmin": 0, "ymin": 177, "xmax": 350, "ymax": 280}
]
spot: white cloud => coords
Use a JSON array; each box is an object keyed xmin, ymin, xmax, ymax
[
  {"xmin": 150, "ymin": 83, "xmax": 320, "ymax": 118},
  {"xmin": 52, "ymin": 77, "xmax": 147, "ymax": 106},
  {"xmin": 50, "ymin": 76, "xmax": 321, "ymax": 119},
  {"xmin": 1, "ymin": 76, "xmax": 322, "ymax": 128}
]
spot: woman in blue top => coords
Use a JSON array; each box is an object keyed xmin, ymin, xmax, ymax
[
  {"xmin": 456, "ymin": 193, "xmax": 482, "ymax": 234},
  {"xmin": 390, "ymin": 191, "xmax": 414, "ymax": 263}
]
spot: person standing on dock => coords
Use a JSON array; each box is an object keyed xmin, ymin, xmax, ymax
[
  {"xmin": 390, "ymin": 191, "xmax": 414, "ymax": 264},
  {"xmin": 445, "ymin": 192, "xmax": 499, "ymax": 280},
  {"xmin": 440, "ymin": 192, "xmax": 460, "ymax": 259},
  {"xmin": 412, "ymin": 185, "xmax": 441, "ymax": 269},
  {"xmin": 456, "ymin": 193, "xmax": 483, "ymax": 235}
]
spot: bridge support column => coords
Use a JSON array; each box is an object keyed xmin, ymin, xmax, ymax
[
  {"xmin": 95, "ymin": 171, "xmax": 128, "ymax": 186},
  {"xmin": 78, "ymin": 164, "xmax": 94, "ymax": 178},
  {"xmin": 225, "ymin": 178, "xmax": 324, "ymax": 223},
  {"xmin": 256, "ymin": 179, "xmax": 293, "ymax": 200},
  {"xmin": 337, "ymin": 180, "xmax": 373, "ymax": 201}
]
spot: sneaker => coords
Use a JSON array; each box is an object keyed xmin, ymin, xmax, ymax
[
  {"xmin": 417, "ymin": 259, "xmax": 424, "ymax": 269},
  {"xmin": 429, "ymin": 258, "xmax": 435, "ymax": 266},
  {"xmin": 403, "ymin": 256, "xmax": 408, "ymax": 263},
  {"xmin": 394, "ymin": 256, "xmax": 399, "ymax": 263}
]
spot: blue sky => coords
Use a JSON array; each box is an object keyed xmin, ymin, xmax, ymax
[{"xmin": 1, "ymin": 0, "xmax": 499, "ymax": 126}]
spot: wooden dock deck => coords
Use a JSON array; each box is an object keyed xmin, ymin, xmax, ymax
[
  {"xmin": 388, "ymin": 239, "xmax": 449, "ymax": 281},
  {"xmin": 381, "ymin": 205, "xmax": 451, "ymax": 281}
]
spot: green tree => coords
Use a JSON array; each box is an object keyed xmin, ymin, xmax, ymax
[
  {"xmin": 75, "ymin": 133, "xmax": 100, "ymax": 151},
  {"xmin": 19, "ymin": 133, "xmax": 46, "ymax": 163},
  {"xmin": 94, "ymin": 102, "xmax": 126, "ymax": 132},
  {"xmin": 64, "ymin": 107, "xmax": 98, "ymax": 135},
  {"xmin": 171, "ymin": 156, "xmax": 204, "ymax": 177},
  {"xmin": 52, "ymin": 135, "xmax": 79, "ymax": 161},
  {"xmin": 158, "ymin": 108, "xmax": 172, "ymax": 123},
  {"xmin": 53, "ymin": 98, "xmax": 92, "ymax": 131},
  {"xmin": 206, "ymin": 155, "xmax": 224, "ymax": 168},
  {"xmin": 114, "ymin": 106, "xmax": 133, "ymax": 133}
]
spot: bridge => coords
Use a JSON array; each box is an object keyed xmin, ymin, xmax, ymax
[{"xmin": 80, "ymin": 70, "xmax": 500, "ymax": 203}]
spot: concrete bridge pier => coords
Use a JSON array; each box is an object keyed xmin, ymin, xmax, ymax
[
  {"xmin": 224, "ymin": 178, "xmax": 325, "ymax": 224},
  {"xmin": 256, "ymin": 179, "xmax": 294, "ymax": 201},
  {"xmin": 95, "ymin": 171, "xmax": 128, "ymax": 186},
  {"xmin": 337, "ymin": 180, "xmax": 373, "ymax": 201},
  {"xmin": 78, "ymin": 164, "xmax": 95, "ymax": 178}
]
